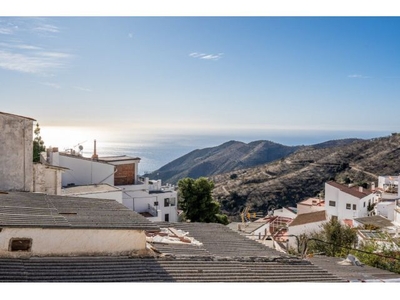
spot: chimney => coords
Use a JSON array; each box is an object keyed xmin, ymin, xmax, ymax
[
  {"xmin": 92, "ymin": 139, "xmax": 99, "ymax": 161},
  {"xmin": 371, "ymin": 182, "xmax": 376, "ymax": 191},
  {"xmin": 359, "ymin": 186, "xmax": 363, "ymax": 193}
]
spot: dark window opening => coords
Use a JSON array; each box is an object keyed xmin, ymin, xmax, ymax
[
  {"xmin": 329, "ymin": 201, "xmax": 336, "ymax": 207},
  {"xmin": 164, "ymin": 198, "xmax": 170, "ymax": 207},
  {"xmin": 165, "ymin": 213, "xmax": 169, "ymax": 222},
  {"xmin": 9, "ymin": 238, "xmax": 32, "ymax": 252},
  {"xmin": 346, "ymin": 203, "xmax": 351, "ymax": 210},
  {"xmin": 170, "ymin": 197, "xmax": 176, "ymax": 206}
]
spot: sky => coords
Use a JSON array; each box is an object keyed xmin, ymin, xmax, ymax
[{"xmin": 2, "ymin": 2, "xmax": 400, "ymax": 146}]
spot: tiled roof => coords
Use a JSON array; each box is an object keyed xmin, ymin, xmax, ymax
[
  {"xmin": 353, "ymin": 215, "xmax": 394, "ymax": 229},
  {"xmin": 326, "ymin": 181, "xmax": 373, "ymax": 199},
  {"xmin": 0, "ymin": 221, "xmax": 347, "ymax": 283},
  {"xmin": 0, "ymin": 192, "xmax": 159, "ymax": 230},
  {"xmin": 289, "ymin": 210, "xmax": 326, "ymax": 227},
  {"xmin": 307, "ymin": 255, "xmax": 400, "ymax": 282}
]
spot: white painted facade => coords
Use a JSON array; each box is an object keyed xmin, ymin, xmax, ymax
[
  {"xmin": 0, "ymin": 112, "xmax": 35, "ymax": 192},
  {"xmin": 287, "ymin": 219, "xmax": 326, "ymax": 249},
  {"xmin": 47, "ymin": 147, "xmax": 178, "ymax": 222},
  {"xmin": 120, "ymin": 182, "xmax": 178, "ymax": 223},
  {"xmin": 0, "ymin": 227, "xmax": 146, "ymax": 258},
  {"xmin": 272, "ymin": 207, "xmax": 297, "ymax": 219},
  {"xmin": 375, "ymin": 201, "xmax": 396, "ymax": 221},
  {"xmin": 324, "ymin": 182, "xmax": 377, "ymax": 222},
  {"xmin": 56, "ymin": 152, "xmax": 115, "ymax": 187}
]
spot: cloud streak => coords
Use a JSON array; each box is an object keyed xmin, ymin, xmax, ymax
[
  {"xmin": 73, "ymin": 86, "xmax": 92, "ymax": 92},
  {"xmin": 189, "ymin": 52, "xmax": 224, "ymax": 61},
  {"xmin": 348, "ymin": 74, "xmax": 371, "ymax": 79}
]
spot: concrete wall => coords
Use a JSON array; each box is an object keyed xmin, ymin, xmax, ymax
[
  {"xmin": 0, "ymin": 227, "xmax": 146, "ymax": 257},
  {"xmin": 33, "ymin": 163, "xmax": 63, "ymax": 195},
  {"xmin": 375, "ymin": 202, "xmax": 395, "ymax": 221},
  {"xmin": 56, "ymin": 153, "xmax": 115, "ymax": 187},
  {"xmin": 0, "ymin": 113, "xmax": 33, "ymax": 192}
]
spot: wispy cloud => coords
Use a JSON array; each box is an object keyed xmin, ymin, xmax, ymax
[
  {"xmin": 0, "ymin": 49, "xmax": 71, "ymax": 74},
  {"xmin": 348, "ymin": 74, "xmax": 371, "ymax": 79},
  {"xmin": 0, "ymin": 18, "xmax": 72, "ymax": 75},
  {"xmin": 73, "ymin": 86, "xmax": 92, "ymax": 92},
  {"xmin": 33, "ymin": 24, "xmax": 59, "ymax": 34},
  {"xmin": 189, "ymin": 52, "xmax": 224, "ymax": 61},
  {"xmin": 128, "ymin": 33, "xmax": 133, "ymax": 38},
  {"xmin": 40, "ymin": 81, "xmax": 61, "ymax": 89}
]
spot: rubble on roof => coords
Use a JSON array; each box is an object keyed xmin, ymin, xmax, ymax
[{"xmin": 146, "ymin": 227, "xmax": 203, "ymax": 246}]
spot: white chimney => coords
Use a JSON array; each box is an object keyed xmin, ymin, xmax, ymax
[
  {"xmin": 371, "ymin": 182, "xmax": 375, "ymax": 191},
  {"xmin": 359, "ymin": 186, "xmax": 363, "ymax": 193}
]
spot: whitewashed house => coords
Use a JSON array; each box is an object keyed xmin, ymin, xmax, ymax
[
  {"xmin": 324, "ymin": 181, "xmax": 378, "ymax": 222},
  {"xmin": 47, "ymin": 144, "xmax": 178, "ymax": 222},
  {"xmin": 0, "ymin": 191, "xmax": 159, "ymax": 258}
]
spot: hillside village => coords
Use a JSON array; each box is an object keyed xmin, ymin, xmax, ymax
[{"xmin": 1, "ymin": 110, "xmax": 400, "ymax": 282}]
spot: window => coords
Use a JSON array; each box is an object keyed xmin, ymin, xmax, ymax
[
  {"xmin": 9, "ymin": 238, "xmax": 32, "ymax": 252},
  {"xmin": 363, "ymin": 202, "xmax": 366, "ymax": 208},
  {"xmin": 353, "ymin": 204, "xmax": 357, "ymax": 210},
  {"xmin": 329, "ymin": 201, "xmax": 336, "ymax": 207},
  {"xmin": 170, "ymin": 197, "xmax": 176, "ymax": 206},
  {"xmin": 164, "ymin": 198, "xmax": 170, "ymax": 207},
  {"xmin": 165, "ymin": 213, "xmax": 169, "ymax": 222},
  {"xmin": 346, "ymin": 203, "xmax": 351, "ymax": 210}
]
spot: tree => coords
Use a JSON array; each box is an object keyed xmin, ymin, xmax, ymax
[
  {"xmin": 33, "ymin": 123, "xmax": 46, "ymax": 162},
  {"xmin": 178, "ymin": 177, "xmax": 229, "ymax": 225},
  {"xmin": 307, "ymin": 218, "xmax": 357, "ymax": 257}
]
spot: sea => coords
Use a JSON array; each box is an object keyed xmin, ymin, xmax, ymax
[{"xmin": 40, "ymin": 126, "xmax": 393, "ymax": 176}]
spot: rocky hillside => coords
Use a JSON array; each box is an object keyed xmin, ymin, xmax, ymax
[
  {"xmin": 146, "ymin": 139, "xmax": 359, "ymax": 185},
  {"xmin": 211, "ymin": 133, "xmax": 400, "ymax": 219}
]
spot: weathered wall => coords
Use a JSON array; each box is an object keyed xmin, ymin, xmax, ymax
[
  {"xmin": 0, "ymin": 113, "xmax": 33, "ymax": 192},
  {"xmin": 0, "ymin": 227, "xmax": 146, "ymax": 257},
  {"xmin": 33, "ymin": 164, "xmax": 63, "ymax": 195},
  {"xmin": 114, "ymin": 163, "xmax": 135, "ymax": 185}
]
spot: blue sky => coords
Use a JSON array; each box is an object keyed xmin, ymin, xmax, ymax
[{"xmin": 1, "ymin": 12, "xmax": 400, "ymax": 143}]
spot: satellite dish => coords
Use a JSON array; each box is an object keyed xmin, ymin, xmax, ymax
[{"xmin": 79, "ymin": 145, "xmax": 84, "ymax": 151}]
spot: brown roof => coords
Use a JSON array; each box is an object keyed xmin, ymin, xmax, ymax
[
  {"xmin": 326, "ymin": 181, "xmax": 373, "ymax": 199},
  {"xmin": 289, "ymin": 210, "xmax": 326, "ymax": 227}
]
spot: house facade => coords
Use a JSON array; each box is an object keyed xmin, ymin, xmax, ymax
[
  {"xmin": 0, "ymin": 111, "xmax": 35, "ymax": 192},
  {"xmin": 0, "ymin": 192, "xmax": 159, "ymax": 258},
  {"xmin": 324, "ymin": 181, "xmax": 378, "ymax": 222},
  {"xmin": 47, "ymin": 146, "xmax": 178, "ymax": 222}
]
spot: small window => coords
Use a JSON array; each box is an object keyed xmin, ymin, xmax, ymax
[
  {"xmin": 9, "ymin": 238, "xmax": 32, "ymax": 252},
  {"xmin": 164, "ymin": 198, "xmax": 170, "ymax": 207},
  {"xmin": 165, "ymin": 213, "xmax": 169, "ymax": 222},
  {"xmin": 170, "ymin": 197, "xmax": 176, "ymax": 206},
  {"xmin": 353, "ymin": 204, "xmax": 357, "ymax": 210},
  {"xmin": 363, "ymin": 202, "xmax": 366, "ymax": 208},
  {"xmin": 346, "ymin": 203, "xmax": 351, "ymax": 210},
  {"xmin": 329, "ymin": 201, "xmax": 336, "ymax": 207}
]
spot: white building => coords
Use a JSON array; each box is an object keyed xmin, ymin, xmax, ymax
[
  {"xmin": 378, "ymin": 175, "xmax": 398, "ymax": 194},
  {"xmin": 286, "ymin": 210, "xmax": 327, "ymax": 250},
  {"xmin": 324, "ymin": 181, "xmax": 378, "ymax": 222},
  {"xmin": 47, "ymin": 145, "xmax": 178, "ymax": 222}
]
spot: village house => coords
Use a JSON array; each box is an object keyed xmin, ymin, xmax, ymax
[
  {"xmin": 324, "ymin": 181, "xmax": 378, "ymax": 222},
  {"xmin": 0, "ymin": 191, "xmax": 159, "ymax": 258},
  {"xmin": 46, "ymin": 143, "xmax": 178, "ymax": 222}
]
